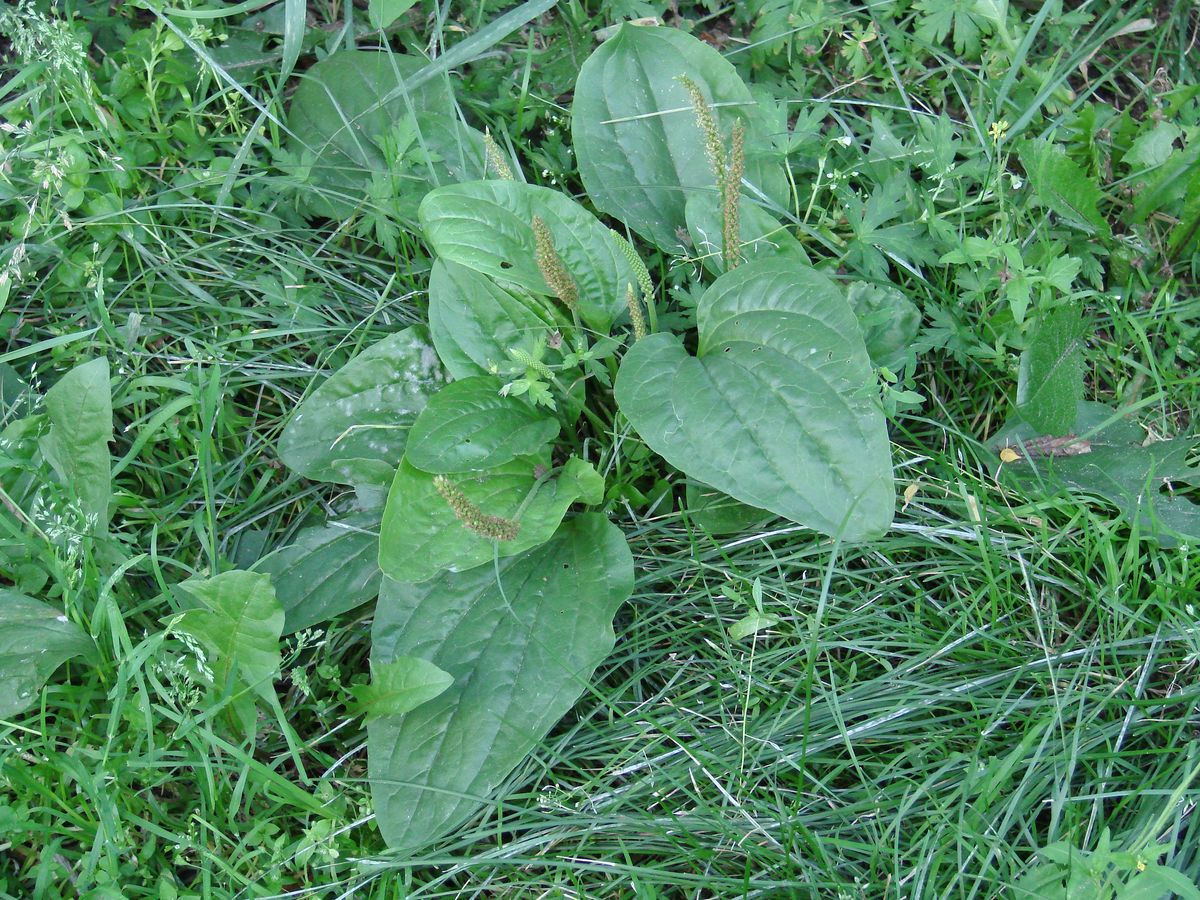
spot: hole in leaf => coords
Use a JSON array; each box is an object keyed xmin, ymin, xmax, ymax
[
  {"xmin": 499, "ymin": 261, "xmax": 513, "ymax": 269},
  {"xmin": 1159, "ymin": 480, "xmax": 1200, "ymax": 504}
]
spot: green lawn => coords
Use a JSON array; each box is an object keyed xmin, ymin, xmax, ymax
[{"xmin": 1, "ymin": 0, "xmax": 1198, "ymax": 896}]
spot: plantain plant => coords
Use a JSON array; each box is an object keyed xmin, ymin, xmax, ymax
[{"xmin": 275, "ymin": 23, "xmax": 914, "ymax": 852}]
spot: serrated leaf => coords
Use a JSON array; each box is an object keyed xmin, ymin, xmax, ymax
[
  {"xmin": 279, "ymin": 327, "xmax": 449, "ymax": 486},
  {"xmin": 571, "ymin": 24, "xmax": 788, "ymax": 251},
  {"xmin": 914, "ymin": 0, "xmax": 989, "ymax": 55},
  {"xmin": 254, "ymin": 508, "xmax": 382, "ymax": 634},
  {"xmin": 428, "ymin": 259, "xmax": 565, "ymax": 379},
  {"xmin": 369, "ymin": 513, "xmax": 633, "ymax": 851},
  {"xmin": 1020, "ymin": 140, "xmax": 1111, "ymax": 238},
  {"xmin": 287, "ymin": 51, "xmax": 494, "ymax": 220},
  {"xmin": 379, "ymin": 455, "xmax": 604, "ymax": 583},
  {"xmin": 0, "ymin": 589, "xmax": 96, "ymax": 718},
  {"xmin": 1016, "ymin": 305, "xmax": 1090, "ymax": 436},
  {"xmin": 353, "ymin": 657, "xmax": 453, "ymax": 722},
  {"xmin": 405, "ymin": 376, "xmax": 559, "ymax": 474},
  {"xmin": 993, "ymin": 402, "xmax": 1200, "ymax": 547},
  {"xmin": 173, "ymin": 571, "xmax": 283, "ymax": 734},
  {"xmin": 615, "ymin": 259, "xmax": 894, "ymax": 541},
  {"xmin": 420, "ymin": 180, "xmax": 637, "ymax": 333},
  {"xmin": 39, "ymin": 358, "xmax": 112, "ymax": 534}
]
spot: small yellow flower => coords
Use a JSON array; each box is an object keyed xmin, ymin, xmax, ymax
[{"xmin": 988, "ymin": 119, "xmax": 1010, "ymax": 144}]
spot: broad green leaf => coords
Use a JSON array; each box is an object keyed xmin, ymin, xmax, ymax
[
  {"xmin": 428, "ymin": 259, "xmax": 564, "ymax": 379},
  {"xmin": 846, "ymin": 282, "xmax": 922, "ymax": 372},
  {"xmin": 279, "ymin": 327, "xmax": 449, "ymax": 486},
  {"xmin": 0, "ymin": 363, "xmax": 33, "ymax": 421},
  {"xmin": 1133, "ymin": 141, "xmax": 1199, "ymax": 224},
  {"xmin": 1125, "ymin": 122, "xmax": 1183, "ymax": 171},
  {"xmin": 0, "ymin": 413, "xmax": 42, "ymax": 515},
  {"xmin": 684, "ymin": 481, "xmax": 770, "ymax": 536},
  {"xmin": 173, "ymin": 571, "xmax": 283, "ymax": 734},
  {"xmin": 405, "ymin": 376, "xmax": 559, "ymax": 474},
  {"xmin": 369, "ymin": 513, "xmax": 633, "ymax": 851},
  {"xmin": 419, "ymin": 180, "xmax": 637, "ymax": 333},
  {"xmin": 993, "ymin": 402, "xmax": 1200, "ymax": 547},
  {"xmin": 616, "ymin": 259, "xmax": 894, "ymax": 541},
  {"xmin": 684, "ymin": 193, "xmax": 809, "ymax": 275},
  {"xmin": 1019, "ymin": 139, "xmax": 1111, "ymax": 238},
  {"xmin": 1016, "ymin": 305, "xmax": 1089, "ymax": 436},
  {"xmin": 368, "ymin": 0, "xmax": 417, "ymax": 30},
  {"xmin": 1116, "ymin": 867, "xmax": 1200, "ymax": 900},
  {"xmin": 1167, "ymin": 164, "xmax": 1200, "ymax": 264},
  {"xmin": 0, "ymin": 589, "xmax": 96, "ymax": 718},
  {"xmin": 572, "ymin": 24, "xmax": 788, "ymax": 251},
  {"xmin": 353, "ymin": 657, "xmax": 453, "ymax": 723},
  {"xmin": 254, "ymin": 508, "xmax": 382, "ymax": 634},
  {"xmin": 39, "ymin": 358, "xmax": 112, "ymax": 534},
  {"xmin": 379, "ymin": 455, "xmax": 604, "ymax": 583},
  {"xmin": 286, "ymin": 51, "xmax": 494, "ymax": 220}
]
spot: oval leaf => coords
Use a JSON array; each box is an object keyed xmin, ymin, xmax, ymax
[
  {"xmin": 254, "ymin": 508, "xmax": 382, "ymax": 634},
  {"xmin": 0, "ymin": 589, "xmax": 96, "ymax": 718},
  {"xmin": 405, "ymin": 376, "xmax": 559, "ymax": 474},
  {"xmin": 615, "ymin": 259, "xmax": 894, "ymax": 540},
  {"xmin": 429, "ymin": 259, "xmax": 565, "ymax": 379},
  {"xmin": 419, "ymin": 180, "xmax": 639, "ymax": 333},
  {"xmin": 369, "ymin": 513, "xmax": 634, "ymax": 852},
  {"xmin": 572, "ymin": 24, "xmax": 788, "ymax": 251},
  {"xmin": 685, "ymin": 481, "xmax": 770, "ymax": 536},
  {"xmin": 379, "ymin": 455, "xmax": 604, "ymax": 583},
  {"xmin": 287, "ymin": 51, "xmax": 495, "ymax": 220},
  {"xmin": 39, "ymin": 357, "xmax": 112, "ymax": 534},
  {"xmin": 846, "ymin": 281, "xmax": 921, "ymax": 372},
  {"xmin": 279, "ymin": 327, "xmax": 449, "ymax": 485},
  {"xmin": 368, "ymin": 0, "xmax": 418, "ymax": 30}
]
